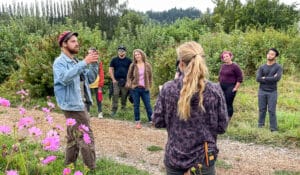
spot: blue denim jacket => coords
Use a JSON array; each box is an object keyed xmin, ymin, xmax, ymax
[{"xmin": 53, "ymin": 53, "xmax": 98, "ymax": 111}]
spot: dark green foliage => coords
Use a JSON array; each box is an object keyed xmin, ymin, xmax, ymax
[
  {"xmin": 69, "ymin": 0, "xmax": 127, "ymax": 39},
  {"xmin": 115, "ymin": 10, "xmax": 147, "ymax": 37},
  {"xmin": 0, "ymin": 20, "xmax": 28, "ymax": 84},
  {"xmin": 146, "ymin": 7, "xmax": 202, "ymax": 23},
  {"xmin": 211, "ymin": 0, "xmax": 300, "ymax": 33}
]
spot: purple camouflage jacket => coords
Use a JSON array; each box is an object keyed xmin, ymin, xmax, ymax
[{"xmin": 152, "ymin": 76, "xmax": 229, "ymax": 170}]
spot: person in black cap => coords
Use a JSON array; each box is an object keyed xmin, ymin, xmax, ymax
[
  {"xmin": 53, "ymin": 31, "xmax": 98, "ymax": 170},
  {"xmin": 109, "ymin": 45, "xmax": 132, "ymax": 116}
]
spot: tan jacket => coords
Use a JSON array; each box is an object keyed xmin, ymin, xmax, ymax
[{"xmin": 126, "ymin": 62, "xmax": 152, "ymax": 90}]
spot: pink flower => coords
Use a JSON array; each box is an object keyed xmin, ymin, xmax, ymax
[
  {"xmin": 66, "ymin": 118, "xmax": 76, "ymax": 126},
  {"xmin": 74, "ymin": 171, "xmax": 83, "ymax": 175},
  {"xmin": 18, "ymin": 116, "xmax": 35, "ymax": 130},
  {"xmin": 46, "ymin": 130, "xmax": 59, "ymax": 138},
  {"xmin": 0, "ymin": 125, "xmax": 11, "ymax": 135},
  {"xmin": 45, "ymin": 115, "xmax": 53, "ymax": 124},
  {"xmin": 6, "ymin": 170, "xmax": 18, "ymax": 175},
  {"xmin": 63, "ymin": 168, "xmax": 71, "ymax": 175},
  {"xmin": 83, "ymin": 133, "xmax": 91, "ymax": 144},
  {"xmin": 47, "ymin": 102, "xmax": 55, "ymax": 109},
  {"xmin": 42, "ymin": 107, "xmax": 50, "ymax": 113},
  {"xmin": 55, "ymin": 124, "xmax": 64, "ymax": 131},
  {"xmin": 0, "ymin": 97, "xmax": 10, "ymax": 107},
  {"xmin": 19, "ymin": 107, "xmax": 26, "ymax": 115},
  {"xmin": 28, "ymin": 126, "xmax": 42, "ymax": 137},
  {"xmin": 42, "ymin": 136, "xmax": 60, "ymax": 151},
  {"xmin": 19, "ymin": 79, "xmax": 24, "ymax": 83},
  {"xmin": 16, "ymin": 89, "xmax": 28, "ymax": 96},
  {"xmin": 41, "ymin": 155, "xmax": 57, "ymax": 165},
  {"xmin": 78, "ymin": 124, "xmax": 89, "ymax": 132}
]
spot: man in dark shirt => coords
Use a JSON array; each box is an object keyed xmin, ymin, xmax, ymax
[
  {"xmin": 256, "ymin": 48, "xmax": 282, "ymax": 132},
  {"xmin": 109, "ymin": 45, "xmax": 132, "ymax": 116}
]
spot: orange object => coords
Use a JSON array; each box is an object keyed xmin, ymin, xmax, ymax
[{"xmin": 204, "ymin": 142, "xmax": 209, "ymax": 166}]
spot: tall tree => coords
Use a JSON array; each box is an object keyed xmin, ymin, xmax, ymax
[
  {"xmin": 239, "ymin": 0, "xmax": 300, "ymax": 31},
  {"xmin": 212, "ymin": 0, "xmax": 243, "ymax": 33},
  {"xmin": 69, "ymin": 0, "xmax": 126, "ymax": 38},
  {"xmin": 115, "ymin": 10, "xmax": 146, "ymax": 36}
]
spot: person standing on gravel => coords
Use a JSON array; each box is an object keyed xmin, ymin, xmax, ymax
[
  {"xmin": 152, "ymin": 41, "xmax": 229, "ymax": 175},
  {"xmin": 53, "ymin": 31, "xmax": 98, "ymax": 170},
  {"xmin": 256, "ymin": 48, "xmax": 282, "ymax": 132},
  {"xmin": 126, "ymin": 49, "xmax": 153, "ymax": 129},
  {"xmin": 109, "ymin": 45, "xmax": 132, "ymax": 117}
]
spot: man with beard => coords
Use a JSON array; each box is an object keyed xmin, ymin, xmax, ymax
[
  {"xmin": 256, "ymin": 48, "xmax": 282, "ymax": 132},
  {"xmin": 53, "ymin": 31, "xmax": 98, "ymax": 170},
  {"xmin": 109, "ymin": 45, "xmax": 132, "ymax": 116}
]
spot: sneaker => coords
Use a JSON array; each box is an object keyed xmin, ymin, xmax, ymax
[
  {"xmin": 98, "ymin": 112, "xmax": 103, "ymax": 119},
  {"xmin": 135, "ymin": 122, "xmax": 142, "ymax": 129}
]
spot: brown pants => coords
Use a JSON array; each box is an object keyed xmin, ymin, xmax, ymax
[{"xmin": 63, "ymin": 110, "xmax": 96, "ymax": 170}]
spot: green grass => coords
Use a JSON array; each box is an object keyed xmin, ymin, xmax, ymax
[
  {"xmin": 273, "ymin": 170, "xmax": 300, "ymax": 175},
  {"xmin": 147, "ymin": 145, "xmax": 163, "ymax": 152},
  {"xmin": 221, "ymin": 76, "xmax": 300, "ymax": 148},
  {"xmin": 0, "ymin": 135, "xmax": 149, "ymax": 175}
]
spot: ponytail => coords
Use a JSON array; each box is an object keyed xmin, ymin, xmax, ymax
[{"xmin": 177, "ymin": 42, "xmax": 208, "ymax": 120}]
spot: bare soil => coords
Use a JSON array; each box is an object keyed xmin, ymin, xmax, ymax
[{"xmin": 1, "ymin": 106, "xmax": 300, "ymax": 175}]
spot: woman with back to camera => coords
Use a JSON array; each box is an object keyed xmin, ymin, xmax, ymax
[{"xmin": 152, "ymin": 41, "xmax": 229, "ymax": 175}]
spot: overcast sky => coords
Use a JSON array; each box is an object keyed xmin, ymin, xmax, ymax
[{"xmin": 121, "ymin": 0, "xmax": 299, "ymax": 12}]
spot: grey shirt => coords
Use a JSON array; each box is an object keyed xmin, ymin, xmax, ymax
[
  {"xmin": 152, "ymin": 76, "xmax": 229, "ymax": 170},
  {"xmin": 256, "ymin": 63, "xmax": 282, "ymax": 92}
]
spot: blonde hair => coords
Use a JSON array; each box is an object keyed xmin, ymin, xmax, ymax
[
  {"xmin": 177, "ymin": 41, "xmax": 208, "ymax": 120},
  {"xmin": 133, "ymin": 49, "xmax": 147, "ymax": 63}
]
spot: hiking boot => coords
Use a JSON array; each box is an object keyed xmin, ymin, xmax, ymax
[{"xmin": 98, "ymin": 112, "xmax": 103, "ymax": 119}]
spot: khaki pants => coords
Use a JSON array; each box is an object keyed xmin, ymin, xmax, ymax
[
  {"xmin": 112, "ymin": 82, "xmax": 128, "ymax": 112},
  {"xmin": 63, "ymin": 110, "xmax": 96, "ymax": 170}
]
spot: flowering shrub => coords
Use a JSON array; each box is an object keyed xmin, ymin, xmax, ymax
[{"xmin": 0, "ymin": 95, "xmax": 88, "ymax": 175}]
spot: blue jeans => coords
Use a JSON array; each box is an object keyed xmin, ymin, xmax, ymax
[
  {"xmin": 258, "ymin": 89, "xmax": 278, "ymax": 131},
  {"xmin": 131, "ymin": 87, "xmax": 152, "ymax": 122},
  {"xmin": 91, "ymin": 88, "xmax": 102, "ymax": 113}
]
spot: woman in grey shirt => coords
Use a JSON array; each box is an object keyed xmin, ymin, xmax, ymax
[{"xmin": 152, "ymin": 41, "xmax": 229, "ymax": 175}]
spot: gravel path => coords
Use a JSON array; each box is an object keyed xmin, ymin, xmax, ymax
[{"xmin": 1, "ymin": 106, "xmax": 300, "ymax": 175}]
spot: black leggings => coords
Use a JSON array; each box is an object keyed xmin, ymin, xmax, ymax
[{"xmin": 220, "ymin": 83, "xmax": 236, "ymax": 118}]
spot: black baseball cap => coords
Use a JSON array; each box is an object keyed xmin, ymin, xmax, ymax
[{"xmin": 117, "ymin": 45, "xmax": 126, "ymax": 51}]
